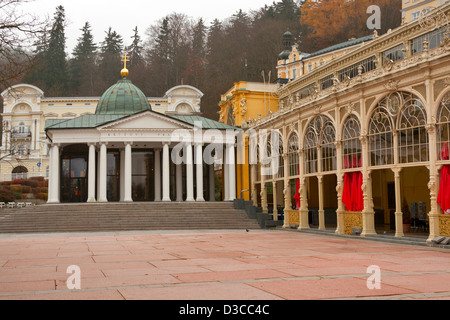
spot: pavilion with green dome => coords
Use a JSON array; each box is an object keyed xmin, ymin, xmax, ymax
[{"xmin": 45, "ymin": 57, "xmax": 238, "ymax": 204}]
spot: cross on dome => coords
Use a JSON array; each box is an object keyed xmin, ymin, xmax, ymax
[{"xmin": 121, "ymin": 53, "xmax": 130, "ymax": 78}]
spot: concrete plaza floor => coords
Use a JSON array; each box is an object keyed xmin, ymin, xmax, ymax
[{"xmin": 0, "ymin": 229, "xmax": 449, "ymax": 301}]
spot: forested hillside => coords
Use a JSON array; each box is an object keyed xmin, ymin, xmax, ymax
[{"xmin": 2, "ymin": 0, "xmax": 401, "ymax": 120}]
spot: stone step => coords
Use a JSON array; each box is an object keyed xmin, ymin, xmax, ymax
[{"xmin": 0, "ymin": 201, "xmax": 261, "ymax": 234}]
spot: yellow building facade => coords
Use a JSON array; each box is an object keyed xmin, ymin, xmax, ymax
[
  {"xmin": 402, "ymin": 0, "xmax": 450, "ymax": 23},
  {"xmin": 277, "ymin": 30, "xmax": 374, "ymax": 84},
  {"xmin": 218, "ymin": 81, "xmax": 279, "ymax": 201}
]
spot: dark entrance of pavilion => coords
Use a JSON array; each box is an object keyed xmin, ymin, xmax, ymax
[
  {"xmin": 61, "ymin": 144, "xmax": 88, "ymax": 203},
  {"xmin": 132, "ymin": 150, "xmax": 156, "ymax": 202}
]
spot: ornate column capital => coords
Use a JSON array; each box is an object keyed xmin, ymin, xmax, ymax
[{"xmin": 391, "ymin": 167, "xmax": 403, "ymax": 178}]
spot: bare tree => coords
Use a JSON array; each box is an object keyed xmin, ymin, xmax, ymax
[{"xmin": 0, "ymin": 0, "xmax": 48, "ymax": 91}]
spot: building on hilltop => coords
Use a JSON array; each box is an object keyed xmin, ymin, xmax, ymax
[{"xmin": 402, "ymin": 0, "xmax": 450, "ymax": 23}]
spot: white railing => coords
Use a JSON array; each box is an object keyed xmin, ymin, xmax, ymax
[{"xmin": 0, "ymin": 172, "xmax": 48, "ymax": 182}]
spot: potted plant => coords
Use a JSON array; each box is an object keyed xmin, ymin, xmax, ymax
[{"xmin": 402, "ymin": 198, "xmax": 411, "ymax": 233}]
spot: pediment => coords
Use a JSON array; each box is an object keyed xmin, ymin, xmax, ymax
[{"xmin": 99, "ymin": 111, "xmax": 193, "ymax": 131}]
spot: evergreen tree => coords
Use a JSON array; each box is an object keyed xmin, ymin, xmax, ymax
[
  {"xmin": 183, "ymin": 18, "xmax": 206, "ymax": 88},
  {"xmin": 147, "ymin": 16, "xmax": 174, "ymax": 94},
  {"xmin": 99, "ymin": 27, "xmax": 124, "ymax": 90},
  {"xmin": 70, "ymin": 22, "xmax": 97, "ymax": 95},
  {"xmin": 23, "ymin": 28, "xmax": 49, "ymax": 89},
  {"xmin": 45, "ymin": 5, "xmax": 68, "ymax": 96},
  {"xmin": 127, "ymin": 26, "xmax": 144, "ymax": 70}
]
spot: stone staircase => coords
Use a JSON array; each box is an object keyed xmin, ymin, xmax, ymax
[{"xmin": 0, "ymin": 202, "xmax": 262, "ymax": 234}]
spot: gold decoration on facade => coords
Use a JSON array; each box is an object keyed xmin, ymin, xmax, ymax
[
  {"xmin": 439, "ymin": 215, "xmax": 450, "ymax": 237},
  {"xmin": 343, "ymin": 212, "xmax": 363, "ymax": 235},
  {"xmin": 285, "ymin": 209, "xmax": 299, "ymax": 226}
]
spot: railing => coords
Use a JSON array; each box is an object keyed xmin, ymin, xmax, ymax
[{"xmin": 0, "ymin": 172, "xmax": 47, "ymax": 182}]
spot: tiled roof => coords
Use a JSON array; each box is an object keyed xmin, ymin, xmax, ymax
[
  {"xmin": 306, "ymin": 35, "xmax": 374, "ymax": 59},
  {"xmin": 45, "ymin": 112, "xmax": 238, "ymax": 131}
]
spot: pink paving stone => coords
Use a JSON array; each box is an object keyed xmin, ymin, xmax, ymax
[
  {"xmin": 0, "ymin": 289, "xmax": 124, "ymax": 300},
  {"xmin": 3, "ymin": 256, "xmax": 94, "ymax": 268},
  {"xmin": 119, "ymin": 283, "xmax": 283, "ymax": 300},
  {"xmin": 149, "ymin": 257, "xmax": 250, "ymax": 268},
  {"xmin": 102, "ymin": 265, "xmax": 210, "ymax": 277},
  {"xmin": 278, "ymin": 266, "xmax": 370, "ymax": 278},
  {"xmin": 381, "ymin": 273, "xmax": 450, "ymax": 293},
  {"xmin": 173, "ymin": 269, "xmax": 293, "ymax": 284},
  {"xmin": 59, "ymin": 261, "xmax": 152, "ymax": 272},
  {"xmin": 247, "ymin": 277, "xmax": 418, "ymax": 300},
  {"xmin": 55, "ymin": 274, "xmax": 180, "ymax": 290},
  {"xmin": 0, "ymin": 280, "xmax": 55, "ymax": 293},
  {"xmin": 170, "ymin": 251, "xmax": 258, "ymax": 260},
  {"xmin": 91, "ymin": 253, "xmax": 178, "ymax": 263}
]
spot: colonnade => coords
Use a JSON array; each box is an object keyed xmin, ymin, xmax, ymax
[{"xmin": 47, "ymin": 142, "xmax": 237, "ymax": 204}]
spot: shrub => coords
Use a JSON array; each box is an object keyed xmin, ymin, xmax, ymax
[
  {"xmin": 30, "ymin": 177, "xmax": 44, "ymax": 181},
  {"xmin": 37, "ymin": 193, "xmax": 48, "ymax": 201},
  {"xmin": 0, "ymin": 189, "xmax": 15, "ymax": 202},
  {"xmin": 12, "ymin": 191, "xmax": 21, "ymax": 200},
  {"xmin": 21, "ymin": 180, "xmax": 39, "ymax": 188},
  {"xmin": 38, "ymin": 181, "xmax": 48, "ymax": 188}
]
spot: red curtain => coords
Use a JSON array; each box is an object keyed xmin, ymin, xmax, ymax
[
  {"xmin": 294, "ymin": 165, "xmax": 300, "ymax": 209},
  {"xmin": 342, "ymin": 155, "xmax": 364, "ymax": 212},
  {"xmin": 438, "ymin": 143, "xmax": 450, "ymax": 213}
]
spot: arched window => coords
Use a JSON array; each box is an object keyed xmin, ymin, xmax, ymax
[
  {"xmin": 12, "ymin": 166, "xmax": 28, "ymax": 180},
  {"xmin": 369, "ymin": 104, "xmax": 394, "ymax": 167},
  {"xmin": 227, "ymin": 107, "xmax": 235, "ymax": 126},
  {"xmin": 320, "ymin": 119, "xmax": 337, "ymax": 172},
  {"xmin": 342, "ymin": 115, "xmax": 362, "ymax": 169},
  {"xmin": 288, "ymin": 132, "xmax": 299, "ymax": 177},
  {"xmin": 304, "ymin": 120, "xmax": 318, "ymax": 174},
  {"xmin": 262, "ymin": 130, "xmax": 283, "ymax": 179},
  {"xmin": 369, "ymin": 91, "xmax": 428, "ymax": 167},
  {"xmin": 397, "ymin": 95, "xmax": 428, "ymax": 163},
  {"xmin": 304, "ymin": 115, "xmax": 336, "ymax": 173},
  {"xmin": 437, "ymin": 92, "xmax": 450, "ymax": 160},
  {"xmin": 273, "ymin": 131, "xmax": 284, "ymax": 179}
]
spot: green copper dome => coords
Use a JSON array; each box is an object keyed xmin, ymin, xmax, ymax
[{"xmin": 95, "ymin": 78, "xmax": 151, "ymax": 115}]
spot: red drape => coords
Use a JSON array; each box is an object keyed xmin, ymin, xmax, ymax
[
  {"xmin": 294, "ymin": 165, "xmax": 300, "ymax": 209},
  {"xmin": 438, "ymin": 143, "xmax": 450, "ymax": 213},
  {"xmin": 342, "ymin": 155, "xmax": 364, "ymax": 212}
]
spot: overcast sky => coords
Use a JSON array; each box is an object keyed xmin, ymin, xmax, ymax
[{"xmin": 20, "ymin": 0, "xmax": 278, "ymax": 55}]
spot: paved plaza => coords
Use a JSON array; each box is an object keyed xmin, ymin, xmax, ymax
[{"xmin": 0, "ymin": 229, "xmax": 449, "ymax": 301}]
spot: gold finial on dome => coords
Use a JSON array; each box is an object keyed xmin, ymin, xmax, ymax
[{"xmin": 121, "ymin": 53, "xmax": 130, "ymax": 78}]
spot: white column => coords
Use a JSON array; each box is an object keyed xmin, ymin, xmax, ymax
[
  {"xmin": 227, "ymin": 143, "xmax": 237, "ymax": 201},
  {"xmin": 120, "ymin": 150, "xmax": 125, "ymax": 201},
  {"xmin": 186, "ymin": 144, "xmax": 195, "ymax": 202},
  {"xmin": 209, "ymin": 164, "xmax": 215, "ymax": 202},
  {"xmin": 87, "ymin": 143, "xmax": 96, "ymax": 202},
  {"xmin": 98, "ymin": 143, "xmax": 108, "ymax": 202},
  {"xmin": 393, "ymin": 167, "xmax": 404, "ymax": 237},
  {"xmin": 196, "ymin": 143, "xmax": 205, "ymax": 202},
  {"xmin": 35, "ymin": 118, "xmax": 40, "ymax": 152},
  {"xmin": 176, "ymin": 164, "xmax": 183, "ymax": 202},
  {"xmin": 162, "ymin": 143, "xmax": 171, "ymax": 202},
  {"xmin": 31, "ymin": 119, "xmax": 36, "ymax": 151},
  {"xmin": 224, "ymin": 155, "xmax": 230, "ymax": 201},
  {"xmin": 124, "ymin": 142, "xmax": 133, "ymax": 202},
  {"xmin": 48, "ymin": 144, "xmax": 60, "ymax": 204},
  {"xmin": 318, "ymin": 175, "xmax": 325, "ymax": 230},
  {"xmin": 154, "ymin": 149, "xmax": 161, "ymax": 202}
]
